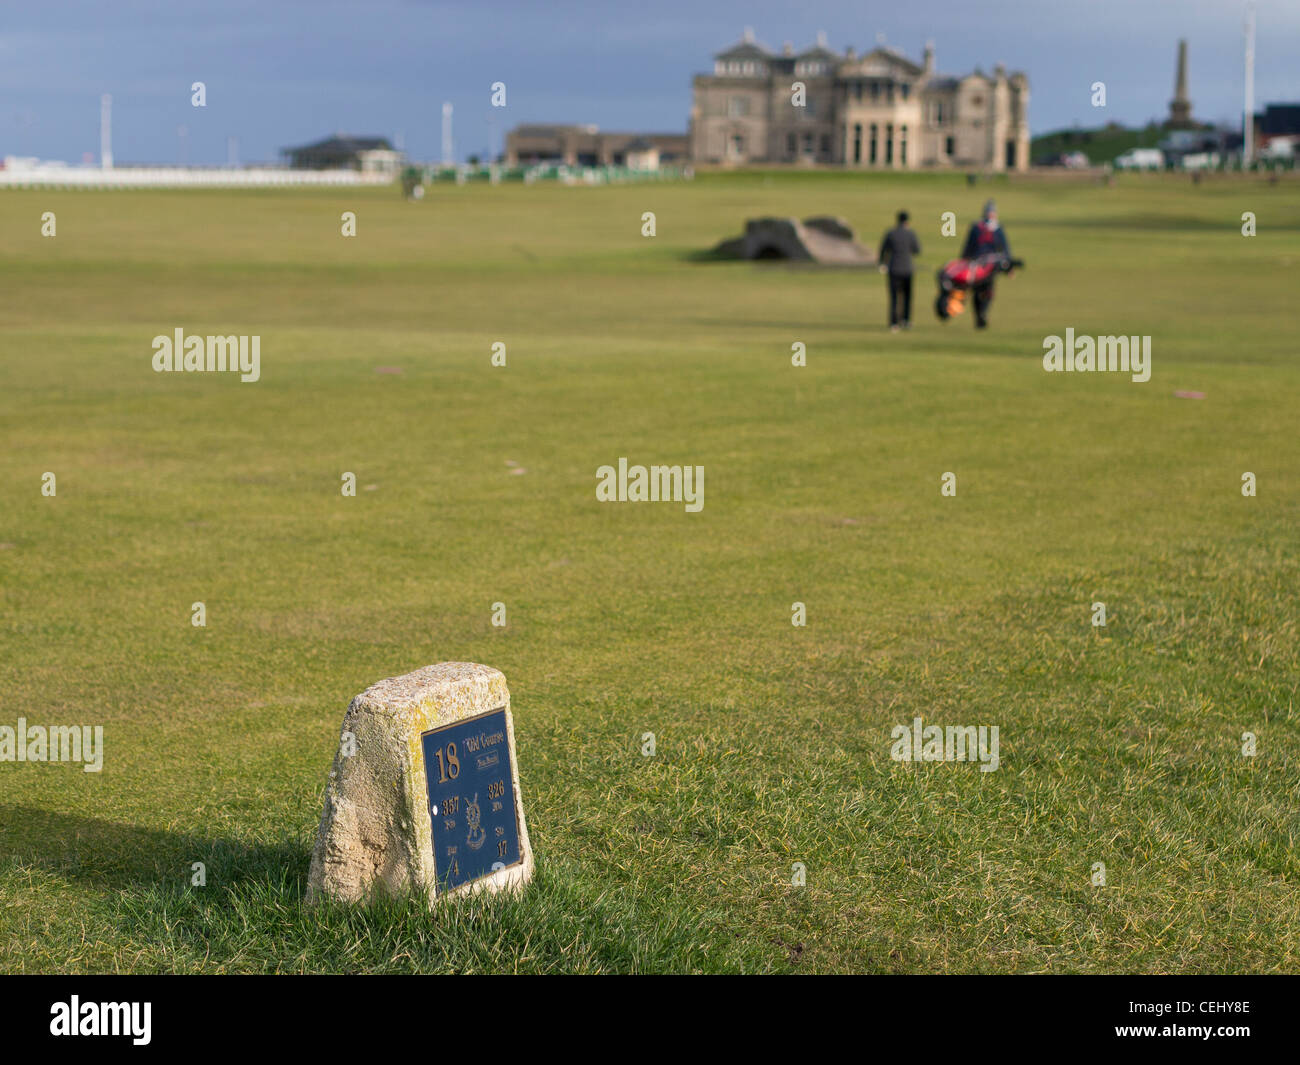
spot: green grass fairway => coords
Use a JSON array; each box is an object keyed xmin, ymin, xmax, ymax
[{"xmin": 1, "ymin": 171, "xmax": 1297, "ymax": 973}]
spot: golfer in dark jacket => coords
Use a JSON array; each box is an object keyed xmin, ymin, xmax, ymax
[
  {"xmin": 961, "ymin": 200, "xmax": 1011, "ymax": 328},
  {"xmin": 878, "ymin": 211, "xmax": 920, "ymax": 331}
]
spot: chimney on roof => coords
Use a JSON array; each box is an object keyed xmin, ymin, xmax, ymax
[
  {"xmin": 923, "ymin": 40, "xmax": 935, "ymax": 76},
  {"xmin": 816, "ymin": 30, "xmax": 828, "ymax": 49},
  {"xmin": 743, "ymin": 26, "xmax": 755, "ymax": 43}
]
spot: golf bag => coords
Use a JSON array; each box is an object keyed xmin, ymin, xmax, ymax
[{"xmin": 934, "ymin": 253, "xmax": 1024, "ymax": 320}]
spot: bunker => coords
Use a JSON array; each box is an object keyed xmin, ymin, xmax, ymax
[{"xmin": 711, "ymin": 216, "xmax": 876, "ymax": 265}]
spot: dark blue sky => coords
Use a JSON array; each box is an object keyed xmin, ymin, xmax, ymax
[{"xmin": 2, "ymin": 0, "xmax": 1296, "ymax": 165}]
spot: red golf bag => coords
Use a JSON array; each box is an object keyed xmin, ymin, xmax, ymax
[{"xmin": 935, "ymin": 253, "xmax": 1024, "ymax": 320}]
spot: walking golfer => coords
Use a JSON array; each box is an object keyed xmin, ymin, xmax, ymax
[
  {"xmin": 878, "ymin": 211, "xmax": 920, "ymax": 331},
  {"xmin": 961, "ymin": 200, "xmax": 1012, "ymax": 329}
]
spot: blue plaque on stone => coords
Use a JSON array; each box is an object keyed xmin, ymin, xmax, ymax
[{"xmin": 421, "ymin": 707, "xmax": 523, "ymax": 891}]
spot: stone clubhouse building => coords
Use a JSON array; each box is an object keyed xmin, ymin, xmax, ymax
[{"xmin": 690, "ymin": 30, "xmax": 1030, "ymax": 171}]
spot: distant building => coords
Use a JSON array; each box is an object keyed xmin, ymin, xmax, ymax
[
  {"xmin": 283, "ymin": 135, "xmax": 404, "ymax": 174},
  {"xmin": 504, "ymin": 125, "xmax": 688, "ymax": 167},
  {"xmin": 1155, "ymin": 127, "xmax": 1244, "ymax": 169},
  {"xmin": 688, "ymin": 30, "xmax": 1030, "ymax": 170},
  {"xmin": 1253, "ymin": 103, "xmax": 1300, "ymax": 142},
  {"xmin": 1244, "ymin": 103, "xmax": 1300, "ymax": 161},
  {"xmin": 1114, "ymin": 147, "xmax": 1165, "ymax": 170},
  {"xmin": 623, "ymin": 138, "xmax": 661, "ymax": 171}
]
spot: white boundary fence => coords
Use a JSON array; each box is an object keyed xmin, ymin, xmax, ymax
[
  {"xmin": 0, "ymin": 166, "xmax": 396, "ymax": 190},
  {"xmin": 421, "ymin": 163, "xmax": 692, "ymax": 185}
]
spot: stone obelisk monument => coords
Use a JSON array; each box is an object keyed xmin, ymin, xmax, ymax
[{"xmin": 1168, "ymin": 39, "xmax": 1193, "ymax": 129}]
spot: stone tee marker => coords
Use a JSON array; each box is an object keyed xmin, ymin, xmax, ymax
[{"xmin": 307, "ymin": 662, "xmax": 533, "ymax": 905}]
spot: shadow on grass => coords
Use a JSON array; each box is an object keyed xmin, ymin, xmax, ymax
[
  {"xmin": 0, "ymin": 804, "xmax": 771, "ymax": 973},
  {"xmin": 0, "ymin": 803, "xmax": 301, "ymax": 892},
  {"xmin": 679, "ymin": 248, "xmax": 876, "ymax": 268}
]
